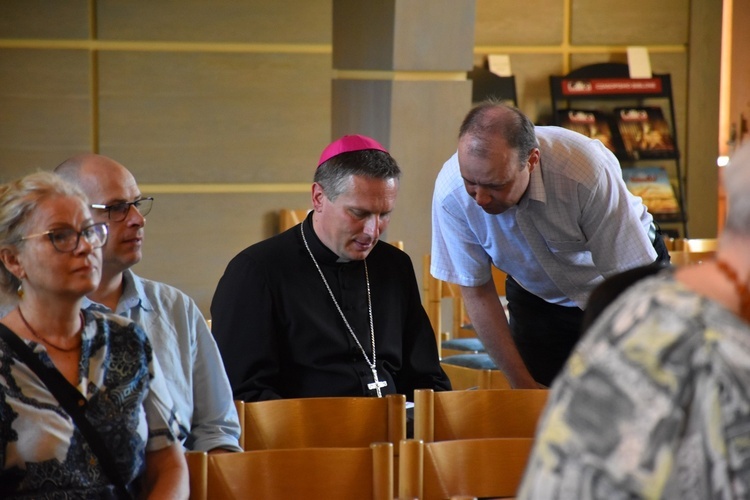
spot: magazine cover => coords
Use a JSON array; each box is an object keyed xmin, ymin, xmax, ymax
[
  {"xmin": 556, "ymin": 109, "xmax": 621, "ymax": 155},
  {"xmin": 615, "ymin": 107, "xmax": 676, "ymax": 160},
  {"xmin": 621, "ymin": 166, "xmax": 680, "ymax": 216}
]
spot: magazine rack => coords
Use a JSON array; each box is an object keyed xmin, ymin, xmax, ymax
[{"xmin": 549, "ymin": 63, "xmax": 688, "ymax": 237}]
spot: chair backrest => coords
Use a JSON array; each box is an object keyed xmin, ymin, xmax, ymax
[
  {"xmin": 492, "ymin": 265, "xmax": 507, "ymax": 296},
  {"xmin": 278, "ymin": 208, "xmax": 311, "ymax": 232},
  {"xmin": 682, "ymin": 238, "xmax": 718, "ymax": 252},
  {"xmin": 423, "ymin": 255, "xmax": 450, "ymax": 354},
  {"xmin": 423, "ymin": 255, "xmax": 510, "ymax": 350},
  {"xmin": 233, "ymin": 400, "xmax": 245, "ymax": 450},
  {"xmin": 670, "ymin": 249, "xmax": 717, "ymax": 266},
  {"xmin": 240, "ymin": 394, "xmax": 406, "ymax": 451},
  {"xmin": 399, "ymin": 437, "xmax": 533, "ymax": 500},
  {"xmin": 413, "ymin": 388, "xmax": 548, "ymax": 442},
  {"xmin": 439, "ymin": 362, "xmax": 511, "ymax": 391},
  {"xmin": 186, "ymin": 451, "xmax": 208, "ymax": 500},
  {"xmin": 198, "ymin": 442, "xmax": 393, "ymax": 500}
]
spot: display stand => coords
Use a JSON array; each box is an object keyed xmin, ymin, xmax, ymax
[
  {"xmin": 468, "ymin": 65, "xmax": 517, "ymax": 106},
  {"xmin": 549, "ymin": 62, "xmax": 688, "ymax": 237}
]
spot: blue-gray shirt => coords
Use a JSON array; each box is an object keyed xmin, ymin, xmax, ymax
[{"xmin": 84, "ymin": 269, "xmax": 242, "ymax": 452}]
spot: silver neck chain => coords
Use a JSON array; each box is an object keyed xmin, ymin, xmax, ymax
[{"xmin": 300, "ymin": 223, "xmax": 377, "ymax": 372}]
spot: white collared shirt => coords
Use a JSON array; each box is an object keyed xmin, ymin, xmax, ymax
[{"xmin": 431, "ymin": 126, "xmax": 656, "ymax": 308}]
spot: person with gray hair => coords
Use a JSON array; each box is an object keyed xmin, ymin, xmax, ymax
[
  {"xmin": 519, "ymin": 140, "xmax": 750, "ymax": 498},
  {"xmin": 211, "ymin": 134, "xmax": 450, "ymax": 403},
  {"xmin": 431, "ymin": 101, "xmax": 669, "ymax": 388},
  {"xmin": 0, "ymin": 171, "xmax": 187, "ymax": 498}
]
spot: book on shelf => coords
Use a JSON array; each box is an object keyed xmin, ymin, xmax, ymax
[
  {"xmin": 614, "ymin": 106, "xmax": 676, "ymax": 160},
  {"xmin": 621, "ymin": 166, "xmax": 680, "ymax": 216},
  {"xmin": 556, "ymin": 109, "xmax": 621, "ymax": 155}
]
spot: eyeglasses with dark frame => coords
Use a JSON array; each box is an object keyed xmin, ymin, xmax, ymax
[
  {"xmin": 90, "ymin": 197, "xmax": 154, "ymax": 222},
  {"xmin": 21, "ymin": 222, "xmax": 109, "ymax": 253}
]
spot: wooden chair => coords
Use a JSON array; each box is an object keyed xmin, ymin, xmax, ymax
[
  {"xmin": 186, "ymin": 451, "xmax": 208, "ymax": 500},
  {"xmin": 440, "ymin": 337, "xmax": 485, "ymax": 358},
  {"xmin": 278, "ymin": 208, "xmax": 310, "ymax": 232},
  {"xmin": 663, "ymin": 236, "xmax": 680, "ymax": 251},
  {"xmin": 682, "ymin": 237, "xmax": 718, "ymax": 252},
  {"xmin": 399, "ymin": 437, "xmax": 533, "ymax": 500},
  {"xmin": 669, "ymin": 237, "xmax": 718, "ymax": 266},
  {"xmin": 233, "ymin": 400, "xmax": 245, "ymax": 450},
  {"xmin": 239, "ymin": 394, "xmax": 406, "ymax": 451},
  {"xmin": 188, "ymin": 442, "xmax": 394, "ymax": 500},
  {"xmin": 423, "ymin": 254, "xmax": 455, "ymax": 355},
  {"xmin": 413, "ymin": 388, "xmax": 549, "ymax": 442},
  {"xmin": 439, "ymin": 360, "xmax": 510, "ymax": 391}
]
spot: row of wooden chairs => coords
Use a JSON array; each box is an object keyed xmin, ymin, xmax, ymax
[
  {"xmin": 234, "ymin": 389, "xmax": 547, "ymax": 450},
  {"xmin": 400, "ymin": 437, "xmax": 534, "ymax": 500},
  {"xmin": 199, "ymin": 389, "xmax": 549, "ymax": 499},
  {"xmin": 188, "ymin": 442, "xmax": 394, "ymax": 499},
  {"xmin": 188, "ymin": 436, "xmax": 534, "ymax": 500},
  {"xmin": 235, "ymin": 394, "xmax": 406, "ymax": 451},
  {"xmin": 413, "ymin": 388, "xmax": 548, "ymax": 442}
]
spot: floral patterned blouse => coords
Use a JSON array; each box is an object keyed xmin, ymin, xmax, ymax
[
  {"xmin": 519, "ymin": 272, "xmax": 750, "ymax": 499},
  {"xmin": 0, "ymin": 309, "xmax": 181, "ymax": 498}
]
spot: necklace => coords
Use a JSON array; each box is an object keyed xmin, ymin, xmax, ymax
[
  {"xmin": 715, "ymin": 259, "xmax": 750, "ymax": 323},
  {"xmin": 17, "ymin": 306, "xmax": 83, "ymax": 353},
  {"xmin": 300, "ymin": 223, "xmax": 387, "ymax": 397}
]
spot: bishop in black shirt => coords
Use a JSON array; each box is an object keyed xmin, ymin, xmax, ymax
[{"xmin": 210, "ymin": 135, "xmax": 451, "ymax": 402}]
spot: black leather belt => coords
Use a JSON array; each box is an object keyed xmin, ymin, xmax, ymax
[{"xmin": 648, "ymin": 222, "xmax": 657, "ymax": 244}]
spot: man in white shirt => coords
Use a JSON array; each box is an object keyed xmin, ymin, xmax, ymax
[{"xmin": 432, "ymin": 102, "xmax": 669, "ymax": 388}]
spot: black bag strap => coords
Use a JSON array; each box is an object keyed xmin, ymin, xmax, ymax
[{"xmin": 0, "ymin": 323, "xmax": 133, "ymax": 499}]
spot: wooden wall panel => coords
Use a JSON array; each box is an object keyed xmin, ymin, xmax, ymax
[
  {"xmin": 571, "ymin": 0, "xmax": 689, "ymax": 45},
  {"xmin": 97, "ymin": 0, "xmax": 331, "ymax": 44},
  {"xmin": 393, "ymin": 0, "xmax": 475, "ymax": 71},
  {"xmin": 333, "ymin": 0, "xmax": 474, "ymax": 71},
  {"xmin": 0, "ymin": 0, "xmax": 89, "ymax": 39},
  {"xmin": 685, "ymin": 0, "xmax": 721, "ymax": 238},
  {"xmin": 98, "ymin": 51, "xmax": 331, "ymax": 183},
  {"xmin": 0, "ymin": 49, "xmax": 91, "ymax": 179},
  {"xmin": 475, "ymin": 0, "xmax": 563, "ymax": 46}
]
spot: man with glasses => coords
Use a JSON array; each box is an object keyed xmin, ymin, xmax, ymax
[{"xmin": 55, "ymin": 154, "xmax": 242, "ymax": 453}]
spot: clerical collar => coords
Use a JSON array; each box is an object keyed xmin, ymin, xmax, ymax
[{"xmin": 302, "ymin": 211, "xmax": 356, "ymax": 265}]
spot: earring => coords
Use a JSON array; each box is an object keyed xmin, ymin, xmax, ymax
[{"xmin": 17, "ymin": 281, "xmax": 24, "ymax": 299}]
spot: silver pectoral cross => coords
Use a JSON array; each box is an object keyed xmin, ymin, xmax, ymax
[{"xmin": 367, "ymin": 367, "xmax": 388, "ymax": 397}]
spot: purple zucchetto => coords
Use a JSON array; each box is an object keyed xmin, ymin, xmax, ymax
[{"xmin": 317, "ymin": 134, "xmax": 389, "ymax": 167}]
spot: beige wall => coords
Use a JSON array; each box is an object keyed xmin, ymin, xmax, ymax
[{"xmin": 0, "ymin": 0, "xmax": 719, "ymax": 316}]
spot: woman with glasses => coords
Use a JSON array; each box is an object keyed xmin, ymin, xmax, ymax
[{"xmin": 0, "ymin": 172, "xmax": 188, "ymax": 499}]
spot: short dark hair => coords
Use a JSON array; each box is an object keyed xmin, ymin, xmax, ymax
[
  {"xmin": 459, "ymin": 101, "xmax": 538, "ymax": 167},
  {"xmin": 314, "ymin": 149, "xmax": 401, "ymax": 201}
]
